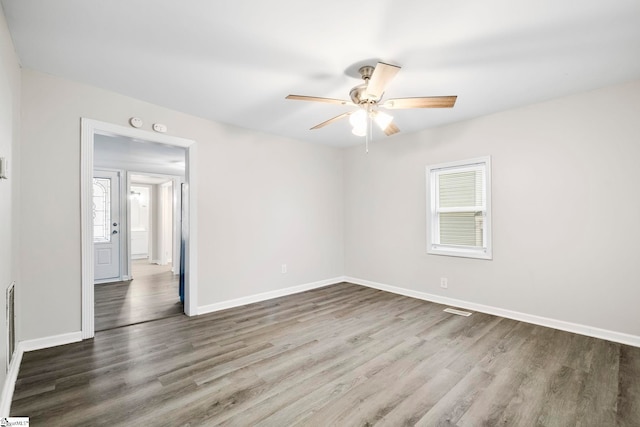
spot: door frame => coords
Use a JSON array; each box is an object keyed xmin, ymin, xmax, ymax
[
  {"xmin": 127, "ymin": 172, "xmax": 182, "ymax": 276},
  {"xmin": 81, "ymin": 118, "xmax": 198, "ymax": 339}
]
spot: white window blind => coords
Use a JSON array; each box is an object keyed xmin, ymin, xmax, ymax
[{"xmin": 427, "ymin": 157, "xmax": 492, "ymax": 259}]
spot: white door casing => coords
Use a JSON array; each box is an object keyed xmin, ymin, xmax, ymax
[
  {"xmin": 93, "ymin": 170, "xmax": 121, "ymax": 282},
  {"xmin": 81, "ymin": 118, "xmax": 198, "ymax": 340}
]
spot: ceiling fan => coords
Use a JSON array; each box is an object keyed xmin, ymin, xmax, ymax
[{"xmin": 286, "ymin": 62, "xmax": 457, "ymax": 150}]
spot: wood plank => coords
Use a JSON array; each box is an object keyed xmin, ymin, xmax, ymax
[
  {"xmin": 94, "ymin": 260, "xmax": 182, "ymax": 331},
  {"xmin": 617, "ymin": 345, "xmax": 640, "ymax": 426},
  {"xmin": 11, "ymin": 282, "xmax": 640, "ymax": 425}
]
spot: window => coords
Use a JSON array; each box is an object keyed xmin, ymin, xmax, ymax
[
  {"xmin": 93, "ymin": 178, "xmax": 111, "ymax": 243},
  {"xmin": 426, "ymin": 156, "xmax": 492, "ymax": 259}
]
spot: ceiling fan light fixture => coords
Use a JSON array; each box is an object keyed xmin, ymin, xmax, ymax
[
  {"xmin": 351, "ymin": 126, "xmax": 367, "ymax": 137},
  {"xmin": 349, "ymin": 109, "xmax": 367, "ymax": 129}
]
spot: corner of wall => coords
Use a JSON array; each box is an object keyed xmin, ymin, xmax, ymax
[
  {"xmin": 0, "ymin": 342, "xmax": 23, "ymax": 417},
  {"xmin": 0, "ymin": 1, "xmax": 23, "ymax": 415}
]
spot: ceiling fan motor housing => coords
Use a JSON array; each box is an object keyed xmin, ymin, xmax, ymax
[
  {"xmin": 358, "ymin": 65, "xmax": 374, "ymax": 80},
  {"xmin": 350, "ymin": 65, "xmax": 380, "ymax": 104},
  {"xmin": 350, "ymin": 84, "xmax": 369, "ymax": 104}
]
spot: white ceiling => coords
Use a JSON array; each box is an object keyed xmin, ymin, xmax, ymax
[
  {"xmin": 3, "ymin": 0, "xmax": 640, "ymax": 147},
  {"xmin": 130, "ymin": 174, "xmax": 173, "ymax": 185},
  {"xmin": 94, "ymin": 134, "xmax": 185, "ymax": 176}
]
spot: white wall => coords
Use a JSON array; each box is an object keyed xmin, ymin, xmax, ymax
[
  {"xmin": 19, "ymin": 61, "xmax": 639, "ymax": 344},
  {"xmin": 130, "ymin": 184, "xmax": 151, "ymax": 258},
  {"xmin": 0, "ymin": 4, "xmax": 21, "ymax": 392},
  {"xmin": 20, "ymin": 69, "xmax": 344, "ymax": 341},
  {"xmin": 344, "ymin": 79, "xmax": 640, "ymax": 337}
]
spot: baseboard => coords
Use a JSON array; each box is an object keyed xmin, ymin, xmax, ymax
[
  {"xmin": 197, "ymin": 277, "xmax": 346, "ymax": 315},
  {"xmin": 94, "ymin": 278, "xmax": 123, "ymax": 285},
  {"xmin": 0, "ymin": 331, "xmax": 83, "ymax": 416},
  {"xmin": 345, "ymin": 276, "xmax": 640, "ymax": 348},
  {"xmin": 20, "ymin": 331, "xmax": 83, "ymax": 353},
  {"xmin": 0, "ymin": 342, "xmax": 24, "ymax": 417}
]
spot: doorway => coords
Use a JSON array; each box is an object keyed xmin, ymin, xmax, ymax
[
  {"xmin": 81, "ymin": 118, "xmax": 198, "ymax": 339},
  {"xmin": 93, "ymin": 171, "xmax": 183, "ymax": 331},
  {"xmin": 129, "ymin": 174, "xmax": 180, "ymax": 271}
]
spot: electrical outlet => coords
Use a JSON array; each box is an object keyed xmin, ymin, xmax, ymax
[
  {"xmin": 440, "ymin": 278, "xmax": 448, "ymax": 289},
  {"xmin": 281, "ymin": 264, "xmax": 287, "ymax": 274}
]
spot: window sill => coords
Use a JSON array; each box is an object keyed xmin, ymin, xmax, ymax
[{"xmin": 427, "ymin": 245, "xmax": 492, "ymax": 260}]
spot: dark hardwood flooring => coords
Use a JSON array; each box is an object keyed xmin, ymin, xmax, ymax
[
  {"xmin": 94, "ymin": 260, "xmax": 182, "ymax": 331},
  {"xmin": 12, "ymin": 283, "xmax": 640, "ymax": 426}
]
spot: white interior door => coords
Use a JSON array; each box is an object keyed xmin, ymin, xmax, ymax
[{"xmin": 94, "ymin": 170, "xmax": 121, "ymax": 282}]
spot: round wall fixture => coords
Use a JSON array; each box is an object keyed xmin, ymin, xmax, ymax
[
  {"xmin": 153, "ymin": 123, "xmax": 167, "ymax": 133},
  {"xmin": 129, "ymin": 117, "xmax": 143, "ymax": 128}
]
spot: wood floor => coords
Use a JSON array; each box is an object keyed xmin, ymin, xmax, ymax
[
  {"xmin": 12, "ymin": 283, "xmax": 640, "ymax": 426},
  {"xmin": 94, "ymin": 260, "xmax": 183, "ymax": 331}
]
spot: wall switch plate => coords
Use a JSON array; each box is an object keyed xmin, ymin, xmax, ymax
[
  {"xmin": 281, "ymin": 264, "xmax": 287, "ymax": 274},
  {"xmin": 0, "ymin": 157, "xmax": 7, "ymax": 179},
  {"xmin": 440, "ymin": 278, "xmax": 448, "ymax": 289}
]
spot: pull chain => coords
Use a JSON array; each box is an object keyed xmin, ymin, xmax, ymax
[{"xmin": 366, "ymin": 103, "xmax": 372, "ymax": 153}]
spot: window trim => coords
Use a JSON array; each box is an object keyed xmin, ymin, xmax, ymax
[{"xmin": 426, "ymin": 156, "xmax": 492, "ymax": 260}]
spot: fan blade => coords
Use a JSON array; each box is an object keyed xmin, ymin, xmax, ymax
[
  {"xmin": 310, "ymin": 112, "xmax": 353, "ymax": 130},
  {"xmin": 286, "ymin": 94, "xmax": 353, "ymax": 106},
  {"xmin": 383, "ymin": 96, "xmax": 457, "ymax": 109},
  {"xmin": 366, "ymin": 62, "xmax": 401, "ymax": 100},
  {"xmin": 384, "ymin": 122, "xmax": 400, "ymax": 136}
]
